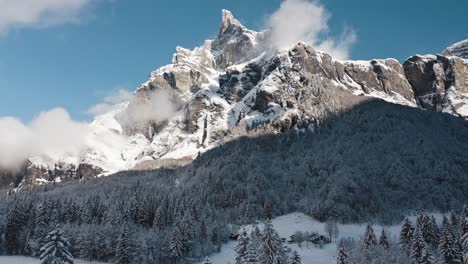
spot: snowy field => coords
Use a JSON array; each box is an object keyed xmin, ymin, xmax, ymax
[
  {"xmin": 0, "ymin": 256, "xmax": 105, "ymax": 264},
  {"xmin": 198, "ymin": 212, "xmax": 443, "ymax": 264}
]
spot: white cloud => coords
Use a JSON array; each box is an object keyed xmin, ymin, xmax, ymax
[
  {"xmin": 0, "ymin": 0, "xmax": 93, "ymax": 34},
  {"xmin": 266, "ymin": 0, "xmax": 356, "ymax": 59},
  {"xmin": 0, "ymin": 108, "xmax": 89, "ymax": 170},
  {"xmin": 87, "ymin": 88, "xmax": 133, "ymax": 116}
]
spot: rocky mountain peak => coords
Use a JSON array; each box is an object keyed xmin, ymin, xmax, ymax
[
  {"xmin": 219, "ymin": 9, "xmax": 243, "ymax": 37},
  {"xmin": 3, "ymin": 10, "xmax": 468, "ymax": 189},
  {"xmin": 442, "ymin": 39, "xmax": 468, "ymax": 59}
]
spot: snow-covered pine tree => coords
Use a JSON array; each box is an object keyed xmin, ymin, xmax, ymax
[
  {"xmin": 39, "ymin": 227, "xmax": 74, "ymax": 264},
  {"xmin": 169, "ymin": 224, "xmax": 184, "ymax": 262},
  {"xmin": 244, "ymin": 240, "xmax": 259, "ymax": 264},
  {"xmin": 337, "ymin": 244, "xmax": 349, "ymax": 264},
  {"xmin": 400, "ymin": 217, "xmax": 415, "ymax": 256},
  {"xmin": 419, "ymin": 246, "xmax": 435, "ymax": 264},
  {"xmin": 363, "ymin": 223, "xmax": 378, "ymax": 249},
  {"xmin": 236, "ymin": 230, "xmax": 250, "ymax": 264},
  {"xmin": 200, "ymin": 217, "xmax": 208, "ymax": 256},
  {"xmin": 439, "ymin": 216, "xmax": 462, "ymax": 264},
  {"xmin": 410, "ymin": 227, "xmax": 426, "ymax": 264},
  {"xmin": 259, "ymin": 218, "xmax": 284, "ymax": 264},
  {"xmin": 203, "ymin": 256, "xmax": 212, "ymax": 264},
  {"xmin": 428, "ymin": 215, "xmax": 440, "ymax": 248},
  {"xmin": 32, "ymin": 202, "xmax": 50, "ymax": 256},
  {"xmin": 115, "ymin": 225, "xmax": 131, "ymax": 264},
  {"xmin": 288, "ymin": 250, "xmax": 301, "ymax": 264},
  {"xmin": 462, "ymin": 206, "xmax": 468, "ymax": 234},
  {"xmin": 420, "ymin": 212, "xmax": 438, "ymax": 248},
  {"xmin": 379, "ymin": 229, "xmax": 390, "ymax": 251},
  {"xmin": 451, "ymin": 211, "xmax": 461, "ymax": 240},
  {"xmin": 462, "ymin": 216, "xmax": 468, "ymax": 264}
]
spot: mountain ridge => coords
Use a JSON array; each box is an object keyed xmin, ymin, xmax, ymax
[{"xmin": 2, "ymin": 10, "xmax": 468, "ymax": 188}]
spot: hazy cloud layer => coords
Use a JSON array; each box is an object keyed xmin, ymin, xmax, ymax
[
  {"xmin": 0, "ymin": 0, "xmax": 92, "ymax": 33},
  {"xmin": 0, "ymin": 108, "xmax": 89, "ymax": 170},
  {"xmin": 266, "ymin": 0, "xmax": 356, "ymax": 59}
]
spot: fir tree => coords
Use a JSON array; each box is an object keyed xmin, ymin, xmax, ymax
[
  {"xmin": 400, "ymin": 217, "xmax": 415, "ymax": 256},
  {"xmin": 259, "ymin": 219, "xmax": 284, "ymax": 264},
  {"xmin": 410, "ymin": 228, "xmax": 425, "ymax": 264},
  {"xmin": 288, "ymin": 251, "xmax": 301, "ymax": 264},
  {"xmin": 439, "ymin": 216, "xmax": 462, "ymax": 264},
  {"xmin": 169, "ymin": 225, "xmax": 184, "ymax": 262},
  {"xmin": 451, "ymin": 211, "xmax": 461, "ymax": 240},
  {"xmin": 244, "ymin": 241, "xmax": 259, "ymax": 264},
  {"xmin": 236, "ymin": 230, "xmax": 250, "ymax": 264},
  {"xmin": 115, "ymin": 225, "xmax": 131, "ymax": 264},
  {"xmin": 379, "ymin": 229, "xmax": 390, "ymax": 251},
  {"xmin": 362, "ymin": 223, "xmax": 377, "ymax": 249},
  {"xmin": 39, "ymin": 227, "xmax": 74, "ymax": 264},
  {"xmin": 337, "ymin": 244, "xmax": 349, "ymax": 264},
  {"xmin": 419, "ymin": 247, "xmax": 434, "ymax": 264},
  {"xmin": 461, "ymin": 216, "xmax": 468, "ymax": 264}
]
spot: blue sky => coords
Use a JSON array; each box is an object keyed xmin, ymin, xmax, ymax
[{"xmin": 0, "ymin": 0, "xmax": 466, "ymax": 122}]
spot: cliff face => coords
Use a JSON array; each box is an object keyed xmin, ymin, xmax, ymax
[{"xmin": 2, "ymin": 10, "xmax": 467, "ymax": 189}]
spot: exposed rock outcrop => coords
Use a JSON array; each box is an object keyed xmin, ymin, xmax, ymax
[
  {"xmin": 403, "ymin": 54, "xmax": 468, "ymax": 117},
  {"xmin": 442, "ymin": 39, "xmax": 468, "ymax": 59}
]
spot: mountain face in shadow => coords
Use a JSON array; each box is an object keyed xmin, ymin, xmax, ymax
[{"xmin": 28, "ymin": 99, "xmax": 468, "ymax": 224}]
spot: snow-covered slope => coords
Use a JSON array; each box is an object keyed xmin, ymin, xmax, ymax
[
  {"xmin": 9, "ymin": 11, "xmax": 468, "ymax": 187},
  {"xmin": 199, "ymin": 212, "xmax": 445, "ymax": 264}
]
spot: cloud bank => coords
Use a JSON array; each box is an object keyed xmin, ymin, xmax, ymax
[
  {"xmin": 266, "ymin": 0, "xmax": 356, "ymax": 59},
  {"xmin": 0, "ymin": 0, "xmax": 92, "ymax": 34},
  {"xmin": 0, "ymin": 108, "xmax": 89, "ymax": 170}
]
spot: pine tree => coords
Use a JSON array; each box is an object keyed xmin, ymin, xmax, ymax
[
  {"xmin": 452, "ymin": 211, "xmax": 461, "ymax": 240},
  {"xmin": 33, "ymin": 203, "xmax": 50, "ymax": 256},
  {"xmin": 244, "ymin": 241, "xmax": 259, "ymax": 264},
  {"xmin": 39, "ymin": 227, "xmax": 74, "ymax": 264},
  {"xmin": 115, "ymin": 225, "xmax": 131, "ymax": 264},
  {"xmin": 410, "ymin": 227, "xmax": 426, "ymax": 264},
  {"xmin": 439, "ymin": 216, "xmax": 462, "ymax": 264},
  {"xmin": 236, "ymin": 230, "xmax": 250, "ymax": 264},
  {"xmin": 288, "ymin": 251, "xmax": 301, "ymax": 264},
  {"xmin": 461, "ymin": 216, "xmax": 468, "ymax": 264},
  {"xmin": 169, "ymin": 225, "xmax": 184, "ymax": 262},
  {"xmin": 419, "ymin": 247, "xmax": 435, "ymax": 264},
  {"xmin": 259, "ymin": 219, "xmax": 284, "ymax": 264},
  {"xmin": 337, "ymin": 244, "xmax": 349, "ymax": 264},
  {"xmin": 363, "ymin": 223, "xmax": 377, "ymax": 249},
  {"xmin": 379, "ymin": 229, "xmax": 390, "ymax": 251},
  {"xmin": 400, "ymin": 217, "xmax": 415, "ymax": 256}
]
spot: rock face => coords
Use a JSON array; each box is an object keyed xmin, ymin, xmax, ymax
[
  {"xmin": 403, "ymin": 54, "xmax": 468, "ymax": 117},
  {"xmin": 442, "ymin": 39, "xmax": 468, "ymax": 59},
  {"xmin": 3, "ymin": 11, "xmax": 468, "ymax": 188}
]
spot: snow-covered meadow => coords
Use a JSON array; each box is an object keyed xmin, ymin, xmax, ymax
[{"xmin": 199, "ymin": 212, "xmax": 444, "ymax": 264}]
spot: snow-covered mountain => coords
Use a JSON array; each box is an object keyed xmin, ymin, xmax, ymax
[{"xmin": 5, "ymin": 10, "xmax": 468, "ymax": 187}]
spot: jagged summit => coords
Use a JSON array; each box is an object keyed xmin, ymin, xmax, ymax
[
  {"xmin": 442, "ymin": 39, "xmax": 468, "ymax": 59},
  {"xmin": 2, "ymin": 9, "xmax": 468, "ymax": 188},
  {"xmin": 219, "ymin": 9, "xmax": 243, "ymax": 37}
]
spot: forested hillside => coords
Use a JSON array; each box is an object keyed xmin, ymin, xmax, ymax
[{"xmin": 0, "ymin": 99, "xmax": 467, "ymax": 263}]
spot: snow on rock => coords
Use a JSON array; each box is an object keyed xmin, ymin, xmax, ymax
[{"xmin": 12, "ymin": 11, "xmax": 468, "ymax": 187}]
